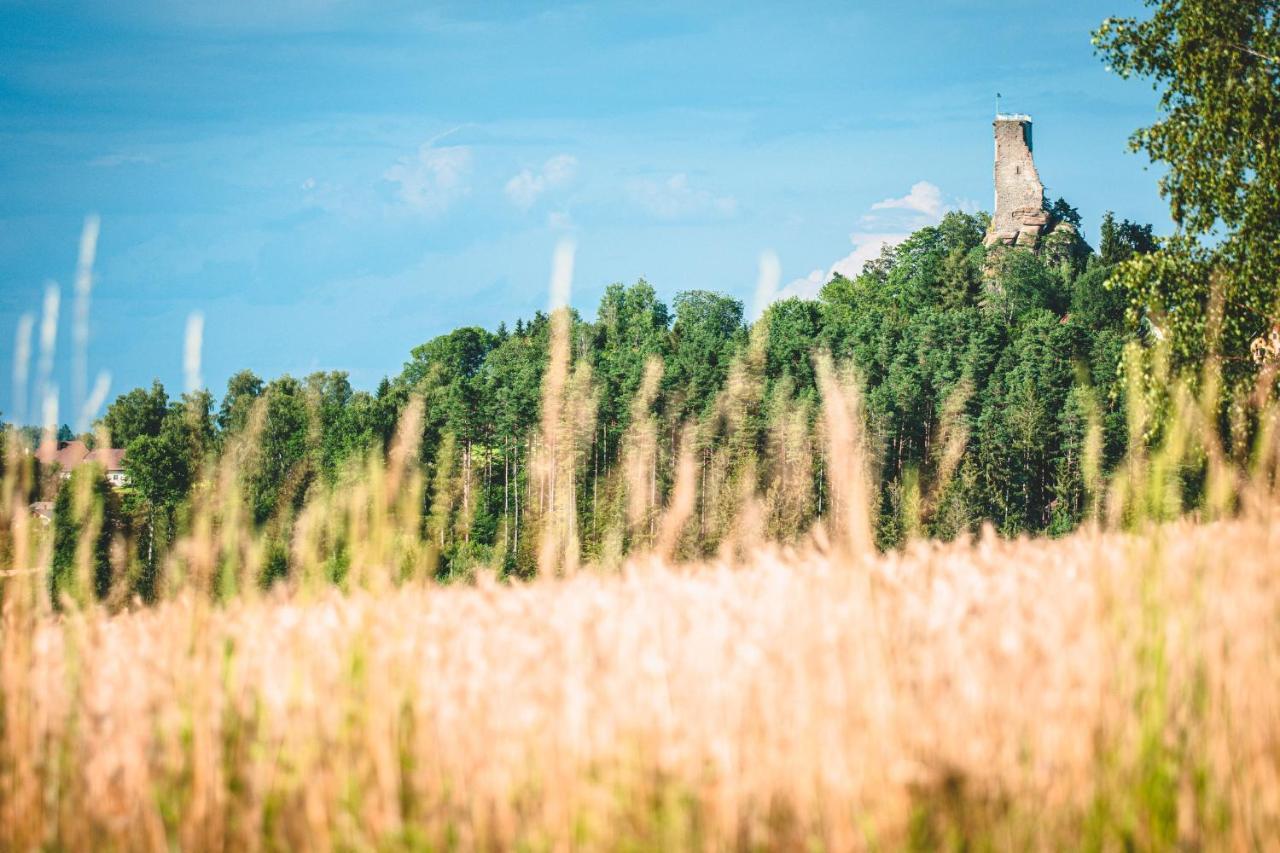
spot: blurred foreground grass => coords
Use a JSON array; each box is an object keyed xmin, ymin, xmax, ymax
[
  {"xmin": 3, "ymin": 510, "xmax": 1279, "ymax": 849},
  {"xmin": 4, "ymin": 323, "xmax": 1280, "ymax": 849}
]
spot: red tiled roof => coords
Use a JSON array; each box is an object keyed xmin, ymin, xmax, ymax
[
  {"xmin": 34, "ymin": 441, "xmax": 126, "ymax": 473},
  {"xmin": 36, "ymin": 440, "xmax": 89, "ymax": 469},
  {"xmin": 85, "ymin": 448, "xmax": 127, "ymax": 472}
]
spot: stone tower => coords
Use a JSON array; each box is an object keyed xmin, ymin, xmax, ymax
[{"xmin": 984, "ymin": 114, "xmax": 1051, "ymax": 247}]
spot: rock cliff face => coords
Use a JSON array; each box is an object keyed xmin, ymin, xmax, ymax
[{"xmin": 984, "ymin": 116, "xmax": 1074, "ymax": 249}]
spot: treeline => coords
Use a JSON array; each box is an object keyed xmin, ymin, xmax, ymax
[{"xmin": 29, "ymin": 207, "xmax": 1159, "ymax": 596}]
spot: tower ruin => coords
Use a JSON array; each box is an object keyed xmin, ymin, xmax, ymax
[{"xmin": 984, "ymin": 114, "xmax": 1052, "ymax": 248}]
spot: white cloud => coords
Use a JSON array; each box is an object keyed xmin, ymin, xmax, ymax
[
  {"xmin": 776, "ymin": 268, "xmax": 827, "ymax": 302},
  {"xmin": 384, "ymin": 144, "xmax": 471, "ymax": 214},
  {"xmin": 629, "ymin": 173, "xmax": 737, "ymax": 220},
  {"xmin": 869, "ymin": 180, "xmax": 945, "ymax": 220},
  {"xmin": 777, "ymin": 233, "xmax": 902, "ymax": 300},
  {"xmin": 828, "ymin": 232, "xmax": 907, "ymax": 280},
  {"xmin": 776, "ymin": 181, "xmax": 962, "ymax": 302},
  {"xmin": 505, "ymin": 154, "xmax": 577, "ymax": 210}
]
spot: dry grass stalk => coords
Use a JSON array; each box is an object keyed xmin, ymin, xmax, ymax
[
  {"xmin": 814, "ymin": 352, "xmax": 874, "ymax": 558},
  {"xmin": 655, "ymin": 425, "xmax": 697, "ymax": 560},
  {"xmin": 623, "ymin": 357, "xmax": 663, "ymax": 542},
  {"xmin": 533, "ymin": 304, "xmax": 598, "ymax": 577}
]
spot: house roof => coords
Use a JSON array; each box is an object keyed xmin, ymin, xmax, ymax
[
  {"xmin": 36, "ymin": 440, "xmax": 89, "ymax": 469},
  {"xmin": 34, "ymin": 440, "xmax": 126, "ymax": 474},
  {"xmin": 85, "ymin": 448, "xmax": 127, "ymax": 471}
]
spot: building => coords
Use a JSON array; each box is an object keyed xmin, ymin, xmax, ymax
[
  {"xmin": 35, "ymin": 439, "xmax": 89, "ymax": 471},
  {"xmin": 983, "ymin": 114, "xmax": 1075, "ymax": 249},
  {"xmin": 35, "ymin": 439, "xmax": 129, "ymax": 486},
  {"xmin": 86, "ymin": 448, "xmax": 129, "ymax": 487}
]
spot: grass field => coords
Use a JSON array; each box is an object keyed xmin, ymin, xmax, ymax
[
  {"xmin": 4, "ymin": 309, "xmax": 1280, "ymax": 849},
  {"xmin": 3, "ymin": 501, "xmax": 1279, "ymax": 849}
]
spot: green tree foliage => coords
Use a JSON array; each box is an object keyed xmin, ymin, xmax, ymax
[
  {"xmin": 92, "ymin": 205, "xmax": 1147, "ymax": 581},
  {"xmin": 177, "ymin": 390, "xmax": 217, "ymax": 461},
  {"xmin": 1048, "ymin": 197, "xmax": 1083, "ymax": 229},
  {"xmin": 126, "ymin": 428, "xmax": 193, "ymax": 515},
  {"xmin": 477, "ymin": 318, "xmax": 548, "ymax": 572},
  {"xmin": 218, "ymin": 370, "xmax": 264, "ymax": 435},
  {"xmin": 1098, "ymin": 211, "xmax": 1158, "ymax": 266},
  {"xmin": 1095, "ymin": 1, "xmax": 1280, "ymax": 379},
  {"xmin": 101, "ymin": 379, "xmax": 168, "ymax": 446},
  {"xmin": 667, "ymin": 290, "xmax": 745, "ymax": 418},
  {"xmin": 49, "ymin": 466, "xmax": 121, "ymax": 607},
  {"xmin": 763, "ymin": 298, "xmax": 822, "ymax": 393},
  {"xmin": 808, "ymin": 212, "xmax": 1127, "ymax": 543},
  {"xmin": 124, "ymin": 399, "xmax": 203, "ymax": 599},
  {"xmin": 402, "ymin": 327, "xmax": 497, "ymax": 481},
  {"xmin": 244, "ymin": 376, "xmax": 312, "ymax": 526},
  {"xmin": 593, "ymin": 280, "xmax": 671, "ymax": 437},
  {"xmin": 305, "ymin": 371, "xmax": 362, "ymax": 481}
]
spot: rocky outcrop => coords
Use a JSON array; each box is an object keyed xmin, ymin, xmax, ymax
[{"xmin": 989, "ymin": 206, "xmax": 1077, "ymax": 250}]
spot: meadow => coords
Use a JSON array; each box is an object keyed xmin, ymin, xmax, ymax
[
  {"xmin": 5, "ymin": 510, "xmax": 1280, "ymax": 850},
  {"xmin": 3, "ymin": 304, "xmax": 1279, "ymax": 849}
]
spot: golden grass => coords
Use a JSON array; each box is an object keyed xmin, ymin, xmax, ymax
[
  {"xmin": 4, "ymin": 508, "xmax": 1279, "ymax": 849},
  {"xmin": 4, "ymin": 354, "xmax": 1280, "ymax": 850}
]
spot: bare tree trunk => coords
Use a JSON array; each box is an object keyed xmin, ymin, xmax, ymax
[
  {"xmin": 503, "ymin": 438, "xmax": 510, "ymax": 551},
  {"xmin": 514, "ymin": 443, "xmax": 522, "ymax": 553},
  {"xmin": 700, "ymin": 447, "xmax": 706, "ymax": 537},
  {"xmin": 650, "ymin": 448, "xmax": 657, "ymax": 538},
  {"xmin": 818, "ymin": 445, "xmax": 825, "ymax": 517},
  {"xmin": 924, "ymin": 412, "xmax": 931, "ymax": 465},
  {"xmin": 592, "ymin": 424, "xmax": 599, "ymax": 536},
  {"xmin": 484, "ymin": 439, "xmax": 492, "ymax": 522},
  {"xmin": 463, "ymin": 440, "xmax": 471, "ymax": 545},
  {"xmin": 147, "ymin": 504, "xmax": 155, "ymax": 576}
]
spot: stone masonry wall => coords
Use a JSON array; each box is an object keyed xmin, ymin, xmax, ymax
[{"xmin": 985, "ymin": 118, "xmax": 1048, "ymax": 247}]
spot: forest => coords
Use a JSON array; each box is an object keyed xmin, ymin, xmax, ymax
[{"xmin": 15, "ymin": 206, "xmax": 1163, "ymax": 599}]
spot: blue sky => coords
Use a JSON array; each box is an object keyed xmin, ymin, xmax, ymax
[{"xmin": 1, "ymin": 0, "xmax": 1166, "ymax": 429}]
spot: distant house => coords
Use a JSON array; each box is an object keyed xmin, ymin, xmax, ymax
[
  {"xmin": 35, "ymin": 439, "xmax": 128, "ymax": 486},
  {"xmin": 86, "ymin": 448, "xmax": 128, "ymax": 487},
  {"xmin": 35, "ymin": 439, "xmax": 89, "ymax": 472},
  {"xmin": 29, "ymin": 501, "xmax": 54, "ymax": 524}
]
